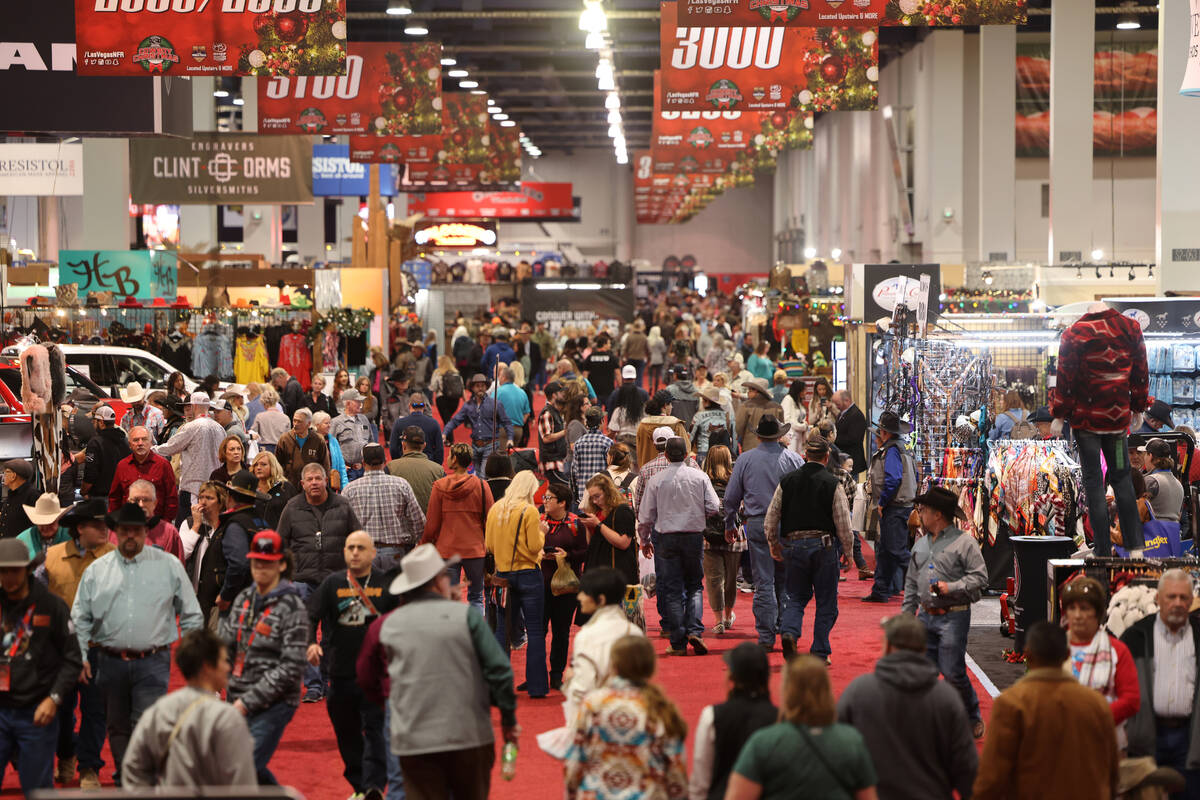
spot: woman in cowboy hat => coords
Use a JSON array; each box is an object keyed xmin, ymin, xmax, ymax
[{"xmin": 17, "ymin": 493, "xmax": 73, "ymax": 561}]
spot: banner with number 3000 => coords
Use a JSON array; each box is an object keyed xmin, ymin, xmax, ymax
[{"xmin": 74, "ymin": 0, "xmax": 348, "ymax": 77}]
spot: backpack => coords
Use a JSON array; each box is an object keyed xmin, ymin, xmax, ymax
[
  {"xmin": 1004, "ymin": 410, "xmax": 1037, "ymax": 440},
  {"xmin": 616, "ymin": 470, "xmax": 636, "ymax": 505},
  {"xmin": 442, "ymin": 371, "xmax": 464, "ymax": 399}
]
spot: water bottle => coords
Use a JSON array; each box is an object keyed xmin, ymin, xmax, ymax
[
  {"xmin": 501, "ymin": 742, "xmax": 518, "ymax": 781},
  {"xmin": 928, "ymin": 561, "xmax": 939, "ymax": 597}
]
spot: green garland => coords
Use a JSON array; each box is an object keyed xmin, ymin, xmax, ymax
[{"xmin": 308, "ymin": 307, "xmax": 375, "ymax": 343}]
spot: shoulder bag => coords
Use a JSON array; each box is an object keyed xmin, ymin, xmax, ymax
[{"xmin": 793, "ymin": 723, "xmax": 855, "ymax": 797}]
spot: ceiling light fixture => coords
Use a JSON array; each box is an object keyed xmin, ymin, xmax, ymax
[
  {"xmin": 982, "ymin": 270, "xmax": 994, "ymax": 286},
  {"xmin": 607, "ymin": 108, "xmax": 621, "ymax": 125},
  {"xmin": 1095, "ymin": 265, "xmax": 1102, "ymax": 278},
  {"xmin": 499, "ymin": 120, "xmax": 516, "ymax": 127},
  {"xmin": 494, "ymin": 113, "xmax": 509, "ymax": 121},
  {"xmin": 447, "ymin": 68, "xmax": 469, "ymax": 78},
  {"xmin": 804, "ymin": 247, "xmax": 817, "ymax": 259},
  {"xmin": 617, "ymin": 152, "xmax": 629, "ymax": 164},
  {"xmin": 469, "ymin": 89, "xmax": 486, "ymax": 95},
  {"xmin": 233, "ymin": 96, "xmax": 245, "ymax": 106},
  {"xmin": 459, "ymin": 80, "xmax": 479, "ymax": 89},
  {"xmin": 585, "ymin": 31, "xmax": 606, "ymax": 50},
  {"xmin": 488, "ymin": 106, "xmax": 503, "ymax": 115},
  {"xmin": 608, "ymin": 123, "xmax": 621, "ymax": 137},
  {"xmin": 1116, "ymin": 0, "xmax": 1141, "ymax": 28},
  {"xmin": 1128, "ymin": 266, "xmax": 1137, "ymax": 280},
  {"xmin": 387, "ymin": 0, "xmax": 412, "ymax": 15},
  {"xmin": 579, "ymin": 0, "xmax": 607, "ymax": 33},
  {"xmin": 1076, "ymin": 265, "xmax": 1083, "ymax": 279},
  {"xmin": 831, "ymin": 247, "xmax": 843, "ymax": 260},
  {"xmin": 404, "ymin": 24, "xmax": 428, "ymax": 35},
  {"xmin": 1091, "ymin": 248, "xmax": 1104, "ymax": 261},
  {"xmin": 213, "ymin": 89, "xmax": 229, "ymax": 98},
  {"xmin": 1109, "ymin": 264, "xmax": 1115, "ymax": 278},
  {"xmin": 487, "ymin": 99, "xmax": 495, "ymax": 106},
  {"xmin": 441, "ymin": 57, "xmax": 457, "ymax": 66},
  {"xmin": 605, "ymin": 93, "xmax": 620, "ymax": 110},
  {"xmin": 596, "ymin": 58, "xmax": 615, "ymax": 91}
]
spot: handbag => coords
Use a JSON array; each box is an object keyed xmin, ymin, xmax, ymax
[
  {"xmin": 621, "ymin": 584, "xmax": 647, "ymax": 632},
  {"xmin": 550, "ymin": 557, "xmax": 581, "ymax": 596},
  {"xmin": 484, "ymin": 506, "xmax": 531, "ymax": 590}
]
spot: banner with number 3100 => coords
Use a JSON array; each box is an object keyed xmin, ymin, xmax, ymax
[{"xmin": 74, "ymin": 0, "xmax": 347, "ymax": 77}]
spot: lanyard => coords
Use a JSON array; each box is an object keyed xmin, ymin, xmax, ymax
[
  {"xmin": 346, "ymin": 570, "xmax": 379, "ymax": 617},
  {"xmin": 234, "ymin": 596, "xmax": 273, "ymax": 655},
  {"xmin": 3, "ymin": 606, "xmax": 34, "ymax": 660}
]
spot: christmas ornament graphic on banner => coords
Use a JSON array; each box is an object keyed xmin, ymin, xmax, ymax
[
  {"xmin": 258, "ymin": 42, "xmax": 442, "ymax": 136},
  {"xmin": 675, "ymin": 0, "xmax": 1025, "ymax": 25},
  {"xmin": 659, "ymin": 2, "xmax": 878, "ymax": 113},
  {"xmin": 74, "ymin": 0, "xmax": 348, "ymax": 77},
  {"xmin": 350, "ymin": 93, "xmax": 492, "ymax": 184}
]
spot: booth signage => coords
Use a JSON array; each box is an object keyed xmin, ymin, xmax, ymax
[
  {"xmin": 1106, "ymin": 298, "xmax": 1200, "ymax": 333},
  {"xmin": 518, "ymin": 282, "xmax": 635, "ymax": 334},
  {"xmin": 259, "ymin": 41, "xmax": 442, "ymax": 136},
  {"xmin": 413, "ymin": 222, "xmax": 497, "ymax": 248},
  {"xmin": 862, "ymin": 264, "xmax": 941, "ymax": 323},
  {"xmin": 73, "ymin": 0, "xmax": 348, "ymax": 77},
  {"xmin": 0, "ymin": 0, "xmax": 193, "ymax": 135},
  {"xmin": 0, "ymin": 144, "xmax": 84, "ymax": 196},
  {"xmin": 1183, "ymin": 0, "xmax": 1200, "ymax": 97},
  {"xmin": 59, "ymin": 249, "xmax": 177, "ymax": 302},
  {"xmin": 311, "ymin": 144, "xmax": 396, "ymax": 196},
  {"xmin": 406, "ymin": 182, "xmax": 578, "ymax": 220},
  {"xmin": 130, "ymin": 134, "xmax": 312, "ymax": 204}
]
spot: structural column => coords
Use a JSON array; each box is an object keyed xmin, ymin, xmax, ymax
[
  {"xmin": 1156, "ymin": 0, "xmax": 1200, "ymax": 291},
  {"xmin": 1047, "ymin": 0, "xmax": 1094, "ymax": 263},
  {"xmin": 978, "ymin": 26, "xmax": 1016, "ymax": 262},
  {"xmin": 81, "ymin": 138, "xmax": 130, "ymax": 251},
  {"xmin": 916, "ymin": 30, "xmax": 964, "ymax": 264},
  {"xmin": 240, "ymin": 78, "xmax": 283, "ymax": 263},
  {"xmin": 179, "ymin": 77, "xmax": 219, "ymax": 256}
]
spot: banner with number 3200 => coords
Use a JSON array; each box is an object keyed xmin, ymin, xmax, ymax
[{"xmin": 74, "ymin": 0, "xmax": 347, "ymax": 77}]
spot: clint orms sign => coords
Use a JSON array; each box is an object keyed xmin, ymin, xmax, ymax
[{"xmin": 130, "ymin": 134, "xmax": 312, "ymax": 205}]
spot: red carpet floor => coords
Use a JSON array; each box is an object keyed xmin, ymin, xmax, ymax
[{"xmin": 1, "ymin": 391, "xmax": 994, "ymax": 796}]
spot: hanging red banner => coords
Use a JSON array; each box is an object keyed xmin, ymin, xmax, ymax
[
  {"xmin": 489, "ymin": 125, "xmax": 523, "ymax": 184},
  {"xmin": 407, "ymin": 182, "xmax": 576, "ymax": 219},
  {"xmin": 74, "ymin": 0, "xmax": 347, "ymax": 77},
  {"xmin": 258, "ymin": 41, "xmax": 441, "ymax": 136},
  {"xmin": 675, "ymin": 0, "xmax": 1024, "ymax": 27},
  {"xmin": 349, "ymin": 92, "xmax": 490, "ymax": 182},
  {"xmin": 659, "ymin": 2, "xmax": 878, "ymax": 113}
]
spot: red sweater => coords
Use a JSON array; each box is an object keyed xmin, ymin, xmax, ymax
[
  {"xmin": 107, "ymin": 453, "xmax": 178, "ymax": 522},
  {"xmin": 1051, "ymin": 309, "xmax": 1148, "ymax": 433}
]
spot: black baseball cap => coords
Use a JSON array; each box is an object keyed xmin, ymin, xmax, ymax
[
  {"xmin": 363, "ymin": 443, "xmax": 387, "ymax": 466},
  {"xmin": 403, "ymin": 425, "xmax": 426, "ymax": 445},
  {"xmin": 723, "ymin": 642, "xmax": 769, "ymax": 689}
]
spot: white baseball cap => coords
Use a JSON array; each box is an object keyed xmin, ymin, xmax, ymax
[
  {"xmin": 653, "ymin": 425, "xmax": 674, "ymax": 445},
  {"xmin": 621, "ymin": 365, "xmax": 637, "ymax": 380},
  {"xmin": 188, "ymin": 392, "xmax": 210, "ymax": 407},
  {"xmin": 93, "ymin": 405, "xmax": 116, "ymax": 422}
]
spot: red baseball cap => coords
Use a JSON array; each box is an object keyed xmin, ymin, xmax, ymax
[{"xmin": 247, "ymin": 530, "xmax": 285, "ymax": 561}]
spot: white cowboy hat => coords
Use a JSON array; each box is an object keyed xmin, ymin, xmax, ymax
[
  {"xmin": 390, "ymin": 543, "xmax": 460, "ymax": 595},
  {"xmin": 23, "ymin": 493, "xmax": 70, "ymax": 526},
  {"xmin": 118, "ymin": 382, "xmax": 146, "ymax": 404}
]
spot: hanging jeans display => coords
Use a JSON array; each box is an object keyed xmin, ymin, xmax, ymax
[{"xmin": 1075, "ymin": 430, "xmax": 1143, "ymax": 556}]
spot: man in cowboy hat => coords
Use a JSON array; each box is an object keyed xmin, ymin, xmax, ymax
[
  {"xmin": 0, "ymin": 536, "xmax": 83, "ymax": 792},
  {"xmin": 443, "ymin": 374, "xmax": 513, "ymax": 476},
  {"xmin": 72, "ymin": 501, "xmax": 203, "ymax": 784},
  {"xmin": 735, "ymin": 377, "xmax": 785, "ymax": 452},
  {"xmin": 725, "ymin": 415, "xmax": 805, "ymax": 653},
  {"xmin": 1139, "ymin": 398, "xmax": 1175, "ymax": 434},
  {"xmin": 902, "ymin": 485, "xmax": 988, "ymax": 740},
  {"xmin": 117, "ymin": 383, "xmax": 163, "ymax": 445},
  {"xmin": 358, "ymin": 543, "xmax": 518, "ymax": 800},
  {"xmin": 217, "ymin": 470, "xmax": 267, "ymax": 610},
  {"xmin": 82, "ymin": 405, "xmax": 131, "ymax": 502},
  {"xmin": 330, "ymin": 388, "xmax": 374, "ymax": 483},
  {"xmin": 109, "ymin": 426, "xmax": 178, "ymax": 522},
  {"xmin": 390, "ymin": 392, "xmax": 444, "ymax": 465},
  {"xmin": 16, "ymin": 493, "xmax": 72, "ymax": 561},
  {"xmin": 864, "ymin": 410, "xmax": 919, "ymax": 604},
  {"xmin": 44, "ymin": 499, "xmax": 116, "ymax": 788}
]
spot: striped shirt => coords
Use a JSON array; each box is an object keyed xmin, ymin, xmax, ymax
[{"xmin": 1153, "ymin": 616, "xmax": 1196, "ymax": 717}]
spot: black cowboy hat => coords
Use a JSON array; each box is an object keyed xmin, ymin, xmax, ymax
[
  {"xmin": 912, "ymin": 486, "xmax": 968, "ymax": 522},
  {"xmin": 105, "ymin": 502, "xmax": 149, "ymax": 530},
  {"xmin": 1028, "ymin": 406, "xmax": 1054, "ymax": 424},
  {"xmin": 61, "ymin": 498, "xmax": 107, "ymax": 527},
  {"xmin": 227, "ymin": 469, "xmax": 270, "ymax": 502},
  {"xmin": 754, "ymin": 415, "xmax": 791, "ymax": 441},
  {"xmin": 872, "ymin": 410, "xmax": 912, "ymax": 436},
  {"xmin": 1146, "ymin": 399, "xmax": 1174, "ymax": 426}
]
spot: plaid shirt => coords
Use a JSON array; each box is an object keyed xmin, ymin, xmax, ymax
[
  {"xmin": 342, "ymin": 470, "xmax": 426, "ymax": 547},
  {"xmin": 120, "ymin": 405, "xmax": 165, "ymax": 444},
  {"xmin": 570, "ymin": 429, "xmax": 614, "ymax": 501}
]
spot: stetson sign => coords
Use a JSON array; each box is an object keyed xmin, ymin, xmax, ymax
[{"xmin": 130, "ymin": 134, "xmax": 312, "ymax": 204}]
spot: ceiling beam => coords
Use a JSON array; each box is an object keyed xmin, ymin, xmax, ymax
[
  {"xmin": 444, "ymin": 45, "xmax": 658, "ymax": 55},
  {"xmin": 465, "ymin": 70, "xmax": 654, "ymax": 78},
  {"xmin": 515, "ymin": 119, "xmax": 652, "ymax": 126},
  {"xmin": 348, "ymin": 10, "xmax": 660, "ymax": 20},
  {"xmin": 494, "ymin": 89, "xmax": 654, "ymax": 97},
  {"xmin": 503, "ymin": 105, "xmax": 652, "ymax": 113}
]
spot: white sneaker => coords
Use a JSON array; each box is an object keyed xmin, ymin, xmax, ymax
[{"xmin": 725, "ymin": 611, "xmax": 736, "ymax": 629}]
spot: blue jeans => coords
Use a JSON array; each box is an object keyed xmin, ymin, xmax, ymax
[
  {"xmin": 244, "ymin": 701, "xmax": 297, "ymax": 785},
  {"xmin": 383, "ymin": 703, "xmax": 406, "ymax": 800},
  {"xmin": 872, "ymin": 505, "xmax": 912, "ymax": 600},
  {"xmin": 294, "ymin": 582, "xmax": 328, "ymax": 697},
  {"xmin": 1075, "ymin": 430, "xmax": 1143, "ymax": 555},
  {"xmin": 95, "ymin": 647, "xmax": 170, "ymax": 784},
  {"xmin": 328, "ymin": 677, "xmax": 388, "ymax": 794},
  {"xmin": 448, "ymin": 557, "xmax": 486, "ymax": 616},
  {"xmin": 658, "ymin": 532, "xmax": 705, "ymax": 650},
  {"xmin": 494, "ymin": 568, "xmax": 549, "ymax": 696},
  {"xmin": 651, "ymin": 530, "xmax": 668, "ymax": 628},
  {"xmin": 628, "ymin": 358, "xmax": 646, "ymax": 389},
  {"xmin": 0, "ymin": 706, "xmax": 59, "ymax": 792},
  {"xmin": 746, "ymin": 516, "xmax": 785, "ymax": 646},
  {"xmin": 471, "ymin": 442, "xmax": 502, "ymax": 475},
  {"xmin": 60, "ymin": 647, "xmax": 107, "ymax": 774},
  {"xmin": 781, "ymin": 537, "xmax": 840, "ymax": 658},
  {"xmin": 1156, "ymin": 724, "xmax": 1200, "ymax": 799},
  {"xmin": 919, "ymin": 608, "xmax": 980, "ymax": 723}
]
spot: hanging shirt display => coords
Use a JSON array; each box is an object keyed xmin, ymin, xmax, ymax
[
  {"xmin": 277, "ymin": 333, "xmax": 313, "ymax": 391},
  {"xmin": 234, "ymin": 334, "xmax": 270, "ymax": 384},
  {"xmin": 192, "ymin": 322, "xmax": 234, "ymax": 380}
]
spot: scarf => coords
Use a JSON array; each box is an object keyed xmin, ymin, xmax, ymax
[{"xmin": 1069, "ymin": 629, "xmax": 1117, "ymax": 702}]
